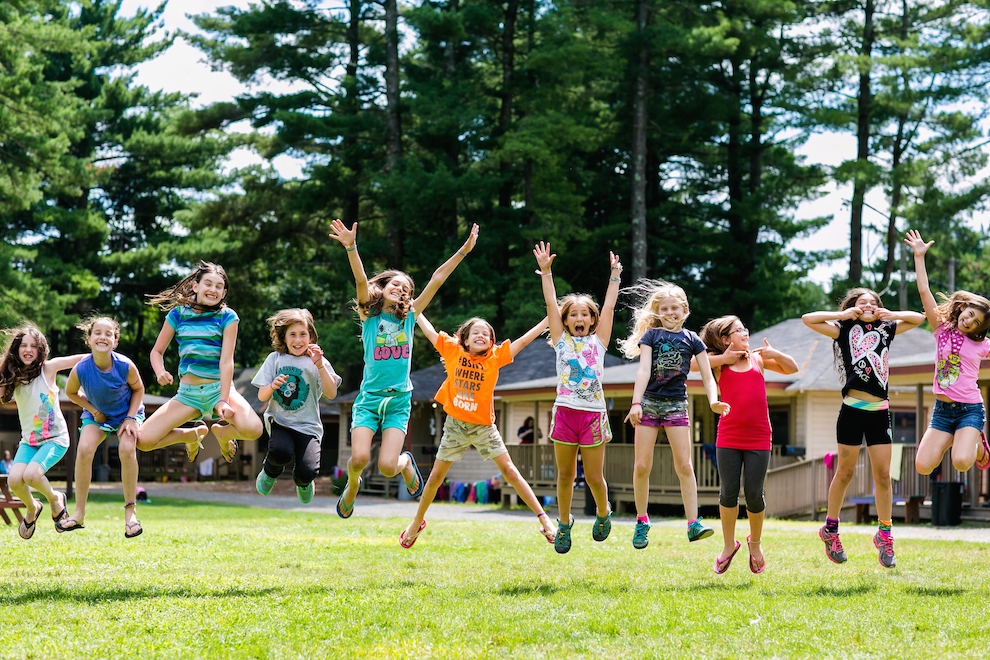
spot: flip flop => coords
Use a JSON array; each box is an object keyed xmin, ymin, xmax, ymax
[
  {"xmin": 125, "ymin": 520, "xmax": 144, "ymax": 539},
  {"xmin": 977, "ymin": 432, "xmax": 990, "ymax": 470},
  {"xmin": 399, "ymin": 520, "xmax": 427, "ymax": 549},
  {"xmin": 18, "ymin": 500, "xmax": 43, "ymax": 540},
  {"xmin": 57, "ymin": 519, "xmax": 86, "ymax": 532},
  {"xmin": 402, "ymin": 450, "xmax": 425, "ymax": 499},
  {"xmin": 714, "ymin": 539, "xmax": 742, "ymax": 575},
  {"xmin": 335, "ymin": 477, "xmax": 362, "ymax": 519},
  {"xmin": 747, "ymin": 536, "xmax": 766, "ymax": 574},
  {"xmin": 52, "ymin": 491, "xmax": 68, "ymax": 532}
]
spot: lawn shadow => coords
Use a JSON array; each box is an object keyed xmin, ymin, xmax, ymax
[
  {"xmin": 0, "ymin": 584, "xmax": 280, "ymax": 606},
  {"xmin": 905, "ymin": 585, "xmax": 967, "ymax": 597},
  {"xmin": 806, "ymin": 583, "xmax": 876, "ymax": 598},
  {"xmin": 497, "ymin": 584, "xmax": 561, "ymax": 597},
  {"xmin": 682, "ymin": 581, "xmax": 754, "ymax": 593}
]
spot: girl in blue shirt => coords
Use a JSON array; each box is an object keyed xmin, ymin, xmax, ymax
[
  {"xmin": 328, "ymin": 219, "xmax": 478, "ymax": 518},
  {"xmin": 139, "ymin": 262, "xmax": 262, "ymax": 465}
]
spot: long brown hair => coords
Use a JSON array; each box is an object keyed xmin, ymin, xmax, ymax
[
  {"xmin": 700, "ymin": 315, "xmax": 741, "ymax": 355},
  {"xmin": 267, "ymin": 308, "xmax": 319, "ymax": 353},
  {"xmin": 935, "ymin": 291, "xmax": 990, "ymax": 341},
  {"xmin": 147, "ymin": 261, "xmax": 229, "ymax": 312},
  {"xmin": 355, "ymin": 270, "xmax": 414, "ymax": 320},
  {"xmin": 0, "ymin": 325, "xmax": 48, "ymax": 404},
  {"xmin": 832, "ymin": 287, "xmax": 882, "ymax": 383},
  {"xmin": 455, "ymin": 317, "xmax": 496, "ymax": 354}
]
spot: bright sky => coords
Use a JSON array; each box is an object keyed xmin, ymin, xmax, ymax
[{"xmin": 122, "ymin": 0, "xmax": 988, "ymax": 286}]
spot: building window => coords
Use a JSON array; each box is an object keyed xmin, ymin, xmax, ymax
[
  {"xmin": 892, "ymin": 410, "xmax": 918, "ymax": 444},
  {"xmin": 769, "ymin": 408, "xmax": 789, "ymax": 446}
]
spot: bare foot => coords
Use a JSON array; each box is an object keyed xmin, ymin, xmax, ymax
[{"xmin": 212, "ymin": 421, "xmax": 238, "ymax": 462}]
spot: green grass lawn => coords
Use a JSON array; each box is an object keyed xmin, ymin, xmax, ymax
[{"xmin": 2, "ymin": 494, "xmax": 988, "ymax": 659}]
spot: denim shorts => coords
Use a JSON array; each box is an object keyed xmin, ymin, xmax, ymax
[
  {"xmin": 173, "ymin": 381, "xmax": 223, "ymax": 418},
  {"xmin": 351, "ymin": 389, "xmax": 412, "ymax": 433},
  {"xmin": 639, "ymin": 396, "xmax": 689, "ymax": 428},
  {"xmin": 13, "ymin": 441, "xmax": 68, "ymax": 472},
  {"xmin": 929, "ymin": 400, "xmax": 986, "ymax": 435}
]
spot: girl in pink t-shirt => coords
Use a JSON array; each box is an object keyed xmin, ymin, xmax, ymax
[
  {"xmin": 700, "ymin": 315, "xmax": 798, "ymax": 575},
  {"xmin": 906, "ymin": 230, "xmax": 990, "ymax": 475}
]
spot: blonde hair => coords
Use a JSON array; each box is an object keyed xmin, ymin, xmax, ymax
[
  {"xmin": 935, "ymin": 290, "xmax": 990, "ymax": 341},
  {"xmin": 618, "ymin": 279, "xmax": 690, "ymax": 359},
  {"xmin": 267, "ymin": 308, "xmax": 319, "ymax": 353},
  {"xmin": 699, "ymin": 315, "xmax": 740, "ymax": 355},
  {"xmin": 558, "ymin": 294, "xmax": 601, "ymax": 335}
]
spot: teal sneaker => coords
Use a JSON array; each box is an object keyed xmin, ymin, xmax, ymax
[
  {"xmin": 256, "ymin": 471, "xmax": 276, "ymax": 496},
  {"xmin": 632, "ymin": 520, "xmax": 651, "ymax": 549},
  {"xmin": 592, "ymin": 506, "xmax": 612, "ymax": 542},
  {"xmin": 688, "ymin": 517, "xmax": 714, "ymax": 542},
  {"xmin": 297, "ymin": 482, "xmax": 315, "ymax": 504},
  {"xmin": 554, "ymin": 518, "xmax": 573, "ymax": 554}
]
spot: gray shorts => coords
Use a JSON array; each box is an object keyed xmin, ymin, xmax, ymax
[{"xmin": 436, "ymin": 416, "xmax": 508, "ymax": 463}]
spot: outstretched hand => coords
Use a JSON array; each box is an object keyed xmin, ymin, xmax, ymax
[
  {"xmin": 711, "ymin": 401, "xmax": 730, "ymax": 417},
  {"xmin": 609, "ymin": 251, "xmax": 622, "ymax": 272},
  {"xmin": 459, "ymin": 223, "xmax": 480, "ymax": 254},
  {"xmin": 328, "ymin": 219, "xmax": 357, "ymax": 248},
  {"xmin": 904, "ymin": 229, "xmax": 933, "ymax": 258},
  {"xmin": 534, "ymin": 241, "xmax": 556, "ymax": 274}
]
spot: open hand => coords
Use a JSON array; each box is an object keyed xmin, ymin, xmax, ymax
[
  {"xmin": 534, "ymin": 241, "xmax": 556, "ymax": 274},
  {"xmin": 904, "ymin": 229, "xmax": 933, "ymax": 258},
  {"xmin": 329, "ymin": 219, "xmax": 357, "ymax": 248},
  {"xmin": 459, "ymin": 224, "xmax": 480, "ymax": 254},
  {"xmin": 307, "ymin": 344, "xmax": 325, "ymax": 366}
]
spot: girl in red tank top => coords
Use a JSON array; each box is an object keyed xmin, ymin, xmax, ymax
[{"xmin": 700, "ymin": 316, "xmax": 798, "ymax": 575}]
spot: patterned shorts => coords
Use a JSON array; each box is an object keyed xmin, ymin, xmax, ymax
[
  {"xmin": 639, "ymin": 396, "xmax": 689, "ymax": 428},
  {"xmin": 436, "ymin": 416, "xmax": 508, "ymax": 462}
]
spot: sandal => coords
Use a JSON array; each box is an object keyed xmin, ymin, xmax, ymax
[
  {"xmin": 399, "ymin": 520, "xmax": 427, "ymax": 549},
  {"xmin": 402, "ymin": 451, "xmax": 424, "ymax": 499},
  {"xmin": 592, "ymin": 505, "xmax": 612, "ymax": 542},
  {"xmin": 52, "ymin": 491, "xmax": 68, "ymax": 531},
  {"xmin": 57, "ymin": 519, "xmax": 86, "ymax": 532},
  {"xmin": 214, "ymin": 421, "xmax": 237, "ymax": 463},
  {"xmin": 747, "ymin": 535, "xmax": 766, "ymax": 574},
  {"xmin": 335, "ymin": 477, "xmax": 362, "ymax": 519},
  {"xmin": 124, "ymin": 502, "xmax": 143, "ymax": 538},
  {"xmin": 186, "ymin": 422, "xmax": 208, "ymax": 463},
  {"xmin": 714, "ymin": 539, "xmax": 742, "ymax": 575},
  {"xmin": 537, "ymin": 513, "xmax": 556, "ymax": 544},
  {"xmin": 18, "ymin": 500, "xmax": 43, "ymax": 540}
]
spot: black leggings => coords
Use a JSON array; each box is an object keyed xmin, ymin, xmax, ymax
[
  {"xmin": 716, "ymin": 447, "xmax": 771, "ymax": 513},
  {"xmin": 263, "ymin": 421, "xmax": 321, "ymax": 487}
]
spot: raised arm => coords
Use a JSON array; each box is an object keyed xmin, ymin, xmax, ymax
[
  {"xmin": 412, "ymin": 223, "xmax": 480, "ymax": 316},
  {"xmin": 696, "ymin": 351, "xmax": 730, "ymax": 416},
  {"xmin": 329, "ymin": 219, "xmax": 370, "ymax": 320},
  {"xmin": 877, "ymin": 308, "xmax": 926, "ymax": 335},
  {"xmin": 308, "ymin": 345, "xmax": 340, "ymax": 400},
  {"xmin": 534, "ymin": 242, "xmax": 564, "ymax": 342},
  {"xmin": 415, "ymin": 313, "xmax": 440, "ymax": 348},
  {"xmin": 44, "ymin": 354, "xmax": 86, "ymax": 383},
  {"xmin": 624, "ymin": 346, "xmax": 653, "ymax": 426},
  {"xmin": 904, "ymin": 230, "xmax": 941, "ymax": 328},
  {"xmin": 596, "ymin": 252, "xmax": 622, "ymax": 347},
  {"xmin": 755, "ymin": 338, "xmax": 799, "ymax": 375},
  {"xmin": 802, "ymin": 308, "xmax": 857, "ymax": 339},
  {"xmin": 509, "ymin": 317, "xmax": 549, "ymax": 358}
]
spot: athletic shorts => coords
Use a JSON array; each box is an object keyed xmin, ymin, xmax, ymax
[
  {"xmin": 550, "ymin": 406, "xmax": 611, "ymax": 447},
  {"xmin": 351, "ymin": 389, "xmax": 412, "ymax": 433},
  {"xmin": 436, "ymin": 416, "xmax": 507, "ymax": 462},
  {"xmin": 929, "ymin": 400, "xmax": 986, "ymax": 435},
  {"xmin": 81, "ymin": 406, "xmax": 146, "ymax": 434},
  {"xmin": 13, "ymin": 441, "xmax": 68, "ymax": 472},
  {"xmin": 639, "ymin": 396, "xmax": 689, "ymax": 428},
  {"xmin": 174, "ymin": 381, "xmax": 222, "ymax": 418},
  {"xmin": 836, "ymin": 404, "xmax": 891, "ymax": 446}
]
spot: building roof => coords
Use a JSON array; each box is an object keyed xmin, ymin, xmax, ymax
[
  {"xmin": 334, "ymin": 338, "xmax": 625, "ymax": 404},
  {"xmin": 496, "ymin": 317, "xmax": 937, "ymax": 394}
]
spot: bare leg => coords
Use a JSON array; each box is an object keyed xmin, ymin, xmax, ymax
[
  {"xmin": 633, "ymin": 426, "xmax": 660, "ymax": 517},
  {"xmin": 493, "ymin": 453, "xmax": 554, "ymax": 540},
  {"xmin": 402, "ymin": 459, "xmax": 453, "ymax": 541},
  {"xmin": 119, "ymin": 433, "xmax": 139, "ymax": 529},
  {"xmin": 342, "ymin": 426, "xmax": 373, "ymax": 509},
  {"xmin": 666, "ymin": 426, "xmax": 698, "ymax": 521},
  {"xmin": 580, "ymin": 443, "xmax": 609, "ymax": 517},
  {"xmin": 950, "ymin": 427, "xmax": 983, "ymax": 471},
  {"xmin": 554, "ymin": 443, "xmax": 578, "ymax": 524},
  {"xmin": 67, "ymin": 425, "xmax": 107, "ymax": 526},
  {"xmin": 718, "ymin": 504, "xmax": 738, "ymax": 559},
  {"xmin": 7, "ymin": 464, "xmax": 41, "ymax": 522},
  {"xmin": 211, "ymin": 389, "xmax": 264, "ymax": 460},
  {"xmin": 137, "ymin": 398, "xmax": 203, "ymax": 454},
  {"xmin": 21, "ymin": 463, "xmax": 61, "ymax": 512},
  {"xmin": 746, "ymin": 509, "xmax": 765, "ymax": 564},
  {"xmin": 826, "ymin": 444, "xmax": 861, "ymax": 520},
  {"xmin": 867, "ymin": 444, "xmax": 893, "ymax": 522},
  {"xmin": 915, "ymin": 427, "xmax": 953, "ymax": 474}
]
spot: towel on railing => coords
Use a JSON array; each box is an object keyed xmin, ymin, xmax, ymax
[
  {"xmin": 824, "ymin": 451, "xmax": 837, "ymax": 471},
  {"xmin": 701, "ymin": 443, "xmax": 717, "ymax": 468},
  {"xmin": 889, "ymin": 444, "xmax": 904, "ymax": 482}
]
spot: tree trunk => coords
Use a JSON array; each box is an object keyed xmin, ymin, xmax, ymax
[
  {"xmin": 383, "ymin": 0, "xmax": 403, "ymax": 266},
  {"xmin": 880, "ymin": 0, "xmax": 910, "ymax": 289},
  {"xmin": 341, "ymin": 0, "xmax": 362, "ymax": 227},
  {"xmin": 497, "ymin": 0, "xmax": 519, "ymax": 211},
  {"xmin": 848, "ymin": 0, "xmax": 875, "ymax": 285},
  {"xmin": 630, "ymin": 0, "xmax": 650, "ymax": 281}
]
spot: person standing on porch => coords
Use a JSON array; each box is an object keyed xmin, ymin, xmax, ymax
[
  {"xmin": 619, "ymin": 280, "xmax": 729, "ymax": 550},
  {"xmin": 802, "ymin": 289, "xmax": 924, "ymax": 568}
]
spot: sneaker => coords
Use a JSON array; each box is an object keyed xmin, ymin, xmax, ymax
[
  {"xmin": 256, "ymin": 471, "xmax": 276, "ymax": 496},
  {"xmin": 297, "ymin": 482, "xmax": 315, "ymax": 504},
  {"xmin": 554, "ymin": 518, "xmax": 573, "ymax": 554},
  {"xmin": 819, "ymin": 525, "xmax": 848, "ymax": 564},
  {"xmin": 687, "ymin": 517, "xmax": 714, "ymax": 542},
  {"xmin": 632, "ymin": 520, "xmax": 651, "ymax": 549},
  {"xmin": 592, "ymin": 506, "xmax": 612, "ymax": 542},
  {"xmin": 873, "ymin": 532, "xmax": 896, "ymax": 568}
]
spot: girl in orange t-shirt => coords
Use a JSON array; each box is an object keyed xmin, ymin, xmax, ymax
[{"xmin": 398, "ymin": 313, "xmax": 552, "ymax": 549}]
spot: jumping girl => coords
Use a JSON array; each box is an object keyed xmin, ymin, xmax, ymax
[
  {"xmin": 328, "ymin": 219, "xmax": 478, "ymax": 518},
  {"xmin": 699, "ymin": 316, "xmax": 798, "ymax": 574},
  {"xmin": 398, "ymin": 313, "xmax": 553, "ymax": 548},
  {"xmin": 252, "ymin": 309, "xmax": 341, "ymax": 503},
  {"xmin": 619, "ymin": 280, "xmax": 729, "ymax": 549},
  {"xmin": 61, "ymin": 317, "xmax": 148, "ymax": 537},
  {"xmin": 534, "ymin": 242, "xmax": 621, "ymax": 554},
  {"xmin": 139, "ymin": 261, "xmax": 262, "ymax": 465},
  {"xmin": 906, "ymin": 230, "xmax": 990, "ymax": 482},
  {"xmin": 802, "ymin": 287, "xmax": 924, "ymax": 568},
  {"xmin": 0, "ymin": 325, "xmax": 83, "ymax": 540}
]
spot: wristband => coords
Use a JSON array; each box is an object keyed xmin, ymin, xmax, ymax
[
  {"xmin": 630, "ymin": 402, "xmax": 642, "ymax": 407},
  {"xmin": 345, "ymin": 243, "xmax": 356, "ymax": 252},
  {"xmin": 609, "ymin": 277, "xmax": 621, "ymax": 282},
  {"xmin": 457, "ymin": 249, "xmax": 467, "ymax": 257},
  {"xmin": 540, "ymin": 272, "xmax": 552, "ymax": 277},
  {"xmin": 218, "ymin": 400, "xmax": 229, "ymax": 407},
  {"xmin": 124, "ymin": 416, "xmax": 137, "ymax": 422}
]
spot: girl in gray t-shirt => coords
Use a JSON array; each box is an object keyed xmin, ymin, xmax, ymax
[{"xmin": 252, "ymin": 309, "xmax": 341, "ymax": 503}]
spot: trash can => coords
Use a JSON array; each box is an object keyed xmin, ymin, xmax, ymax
[
  {"xmin": 584, "ymin": 485, "xmax": 595, "ymax": 516},
  {"xmin": 94, "ymin": 464, "xmax": 110, "ymax": 483},
  {"xmin": 931, "ymin": 481, "xmax": 963, "ymax": 526},
  {"xmin": 396, "ymin": 477, "xmax": 413, "ymax": 501}
]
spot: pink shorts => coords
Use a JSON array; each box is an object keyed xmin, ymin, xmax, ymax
[{"xmin": 549, "ymin": 406, "xmax": 612, "ymax": 447}]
